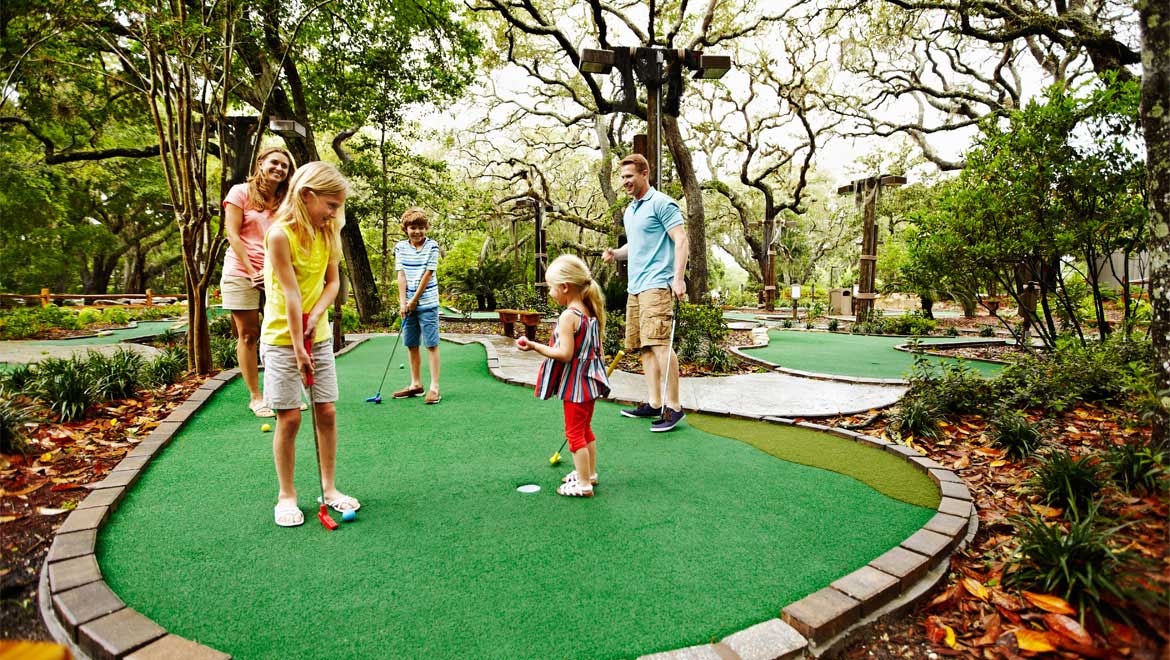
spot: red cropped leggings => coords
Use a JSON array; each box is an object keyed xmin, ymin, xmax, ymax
[{"xmin": 563, "ymin": 400, "xmax": 597, "ymax": 453}]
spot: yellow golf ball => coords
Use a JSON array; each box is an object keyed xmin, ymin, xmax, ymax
[{"xmin": 260, "ymin": 423, "xmax": 272, "ymax": 432}]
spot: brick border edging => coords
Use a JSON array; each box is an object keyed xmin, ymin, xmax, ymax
[
  {"xmin": 472, "ymin": 336, "xmax": 978, "ymax": 660},
  {"xmin": 38, "ymin": 337, "xmax": 371, "ymax": 660}
]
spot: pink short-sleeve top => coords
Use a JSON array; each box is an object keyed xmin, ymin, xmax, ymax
[{"xmin": 222, "ymin": 183, "xmax": 276, "ymax": 278}]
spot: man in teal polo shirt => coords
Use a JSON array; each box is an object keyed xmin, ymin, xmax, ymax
[{"xmin": 602, "ymin": 154, "xmax": 690, "ymax": 432}]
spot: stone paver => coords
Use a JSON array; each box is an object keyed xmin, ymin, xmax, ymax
[
  {"xmin": 638, "ymin": 643, "xmax": 736, "ymax": 660},
  {"xmin": 781, "ymin": 587, "xmax": 860, "ymax": 640},
  {"xmin": 48, "ymin": 554, "xmax": 101, "ymax": 592},
  {"xmin": 938, "ymin": 497, "xmax": 974, "ymax": 518},
  {"xmin": 900, "ymin": 529, "xmax": 953, "ymax": 564},
  {"xmin": 830, "ymin": 566, "xmax": 900, "ymax": 616},
  {"xmin": 55, "ymin": 506, "xmax": 108, "ymax": 535},
  {"xmin": 869, "ymin": 547, "xmax": 932, "ymax": 590},
  {"xmin": 47, "ymin": 529, "xmax": 97, "ymax": 564},
  {"xmin": 721, "ymin": 618, "xmax": 807, "ymax": 659},
  {"xmin": 76, "ymin": 486, "xmax": 125, "ymax": 509},
  {"xmin": 53, "ymin": 580, "xmax": 124, "ymax": 639},
  {"xmin": 80, "ymin": 607, "xmax": 166, "ymax": 660},
  {"xmin": 125, "ymin": 634, "xmax": 231, "ymax": 660}
]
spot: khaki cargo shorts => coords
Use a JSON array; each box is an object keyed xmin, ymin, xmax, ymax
[
  {"xmin": 220, "ymin": 274, "xmax": 262, "ymax": 311},
  {"xmin": 625, "ymin": 288, "xmax": 675, "ymax": 351}
]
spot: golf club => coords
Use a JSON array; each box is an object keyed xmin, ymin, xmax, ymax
[
  {"xmin": 549, "ymin": 348, "xmax": 625, "ymax": 466},
  {"xmin": 658, "ymin": 298, "xmax": 679, "ymax": 420},
  {"xmin": 366, "ymin": 311, "xmax": 405, "ymax": 403},
  {"xmin": 304, "ymin": 314, "xmax": 339, "ymax": 531}
]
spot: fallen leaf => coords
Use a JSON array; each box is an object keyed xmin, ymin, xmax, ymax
[
  {"xmin": 1022, "ymin": 591, "xmax": 1076, "ymax": 615},
  {"xmin": 37, "ymin": 507, "xmax": 68, "ymax": 516},
  {"xmin": 0, "ymin": 515, "xmax": 18, "ymax": 523},
  {"xmin": 963, "ymin": 577, "xmax": 990, "ymax": 601},
  {"xmin": 0, "ymin": 481, "xmax": 45, "ymax": 497},
  {"xmin": 990, "ymin": 459, "xmax": 1008, "ymax": 468},
  {"xmin": 944, "ymin": 623, "xmax": 957, "ymax": 649},
  {"xmin": 1042, "ymin": 613, "xmax": 1092, "ymax": 646},
  {"xmin": 1032, "ymin": 504, "xmax": 1063, "ymax": 518},
  {"xmin": 1014, "ymin": 628, "xmax": 1056, "ymax": 652},
  {"xmin": 953, "ymin": 455, "xmax": 970, "ymax": 469}
]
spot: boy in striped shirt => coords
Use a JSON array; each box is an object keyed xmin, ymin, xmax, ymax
[{"xmin": 393, "ymin": 208, "xmax": 442, "ymax": 404}]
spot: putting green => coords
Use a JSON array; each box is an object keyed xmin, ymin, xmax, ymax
[
  {"xmin": 98, "ymin": 338, "xmax": 937, "ymax": 659},
  {"xmin": 740, "ymin": 330, "xmax": 1002, "ymax": 379}
]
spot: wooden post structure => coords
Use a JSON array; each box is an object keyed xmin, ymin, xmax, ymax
[
  {"xmin": 837, "ymin": 175, "xmax": 906, "ymax": 320},
  {"xmin": 41, "ymin": 288, "xmax": 50, "ymax": 307}
]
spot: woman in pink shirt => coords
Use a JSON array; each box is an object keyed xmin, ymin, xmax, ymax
[{"xmin": 221, "ymin": 147, "xmax": 295, "ymax": 417}]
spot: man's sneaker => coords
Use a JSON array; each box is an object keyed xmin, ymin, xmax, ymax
[
  {"xmin": 621, "ymin": 403, "xmax": 662, "ymax": 419},
  {"xmin": 650, "ymin": 407, "xmax": 686, "ymax": 432}
]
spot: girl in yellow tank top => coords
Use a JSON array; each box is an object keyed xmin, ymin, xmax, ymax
[{"xmin": 260, "ymin": 161, "xmax": 361, "ymax": 527}]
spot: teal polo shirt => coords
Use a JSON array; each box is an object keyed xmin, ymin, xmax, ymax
[{"xmin": 623, "ymin": 187, "xmax": 684, "ymax": 294}]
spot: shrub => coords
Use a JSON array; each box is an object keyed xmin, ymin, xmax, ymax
[
  {"xmin": 0, "ymin": 305, "xmax": 82, "ymax": 339},
  {"xmin": 88, "ymin": 348, "xmax": 146, "ymax": 400},
  {"xmin": 77, "ymin": 308, "xmax": 104, "ymax": 326},
  {"xmin": 211, "ymin": 336, "xmax": 239, "ymax": 370},
  {"xmin": 340, "ymin": 305, "xmax": 361, "ymax": 333},
  {"xmin": 144, "ymin": 345, "xmax": 188, "ymax": 388},
  {"xmin": 1029, "ymin": 450, "xmax": 1101, "ymax": 511},
  {"xmin": 153, "ymin": 328, "xmax": 184, "ymax": 346},
  {"xmin": 888, "ymin": 396, "xmax": 941, "ymax": 440},
  {"xmin": 827, "ymin": 318, "xmax": 839, "ymax": 332},
  {"xmin": 1105, "ymin": 443, "xmax": 1167, "ymax": 495},
  {"xmin": 499, "ymin": 282, "xmax": 553, "ymax": 316},
  {"xmin": 782, "ymin": 319, "xmax": 793, "ymax": 329},
  {"xmin": 944, "ymin": 326, "xmax": 960, "ymax": 337},
  {"xmin": 2, "ymin": 363, "xmax": 37, "ymax": 395},
  {"xmin": 603, "ymin": 311, "xmax": 625, "ymax": 359},
  {"xmin": 676, "ymin": 303, "xmax": 734, "ymax": 371},
  {"xmin": 978, "ymin": 325, "xmax": 995, "ymax": 337},
  {"xmin": 208, "ymin": 314, "xmax": 234, "ymax": 339},
  {"xmin": 993, "ymin": 335, "xmax": 1155, "ymax": 412},
  {"xmin": 0, "ymin": 388, "xmax": 38, "ymax": 454},
  {"xmin": 33, "ymin": 356, "xmax": 96, "ymax": 422},
  {"xmin": 988, "ymin": 408, "xmax": 1045, "ymax": 458},
  {"xmin": 1008, "ymin": 502, "xmax": 1155, "ymax": 626},
  {"xmin": 804, "ymin": 321, "xmax": 814, "ymax": 330},
  {"xmin": 908, "ymin": 354, "xmax": 993, "ymax": 415},
  {"xmin": 882, "ymin": 311, "xmax": 937, "ymax": 336},
  {"xmin": 102, "ymin": 308, "xmax": 130, "ymax": 326}
]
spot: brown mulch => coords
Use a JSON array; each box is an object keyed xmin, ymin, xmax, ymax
[
  {"xmin": 0, "ymin": 376, "xmax": 207, "ymax": 642},
  {"xmin": 820, "ymin": 404, "xmax": 1168, "ymax": 660},
  {"xmin": 924, "ymin": 344, "xmax": 1030, "ymax": 363}
]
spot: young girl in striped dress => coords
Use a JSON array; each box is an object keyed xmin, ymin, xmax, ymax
[{"xmin": 516, "ymin": 255, "xmax": 610, "ymax": 497}]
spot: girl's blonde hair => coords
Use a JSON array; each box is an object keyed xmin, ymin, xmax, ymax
[
  {"xmin": 246, "ymin": 147, "xmax": 296, "ymax": 210},
  {"xmin": 271, "ymin": 161, "xmax": 349, "ymax": 261},
  {"xmin": 545, "ymin": 254, "xmax": 606, "ymax": 336}
]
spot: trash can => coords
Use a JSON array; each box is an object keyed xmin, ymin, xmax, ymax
[{"xmin": 829, "ymin": 288, "xmax": 852, "ymax": 316}]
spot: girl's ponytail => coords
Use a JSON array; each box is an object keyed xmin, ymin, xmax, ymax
[{"xmin": 584, "ymin": 278, "xmax": 606, "ymax": 337}]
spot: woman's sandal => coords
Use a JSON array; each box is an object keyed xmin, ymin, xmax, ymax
[
  {"xmin": 250, "ymin": 401, "xmax": 276, "ymax": 418},
  {"xmin": 561, "ymin": 470, "xmax": 599, "ymax": 486},
  {"xmin": 556, "ymin": 481, "xmax": 594, "ymax": 497}
]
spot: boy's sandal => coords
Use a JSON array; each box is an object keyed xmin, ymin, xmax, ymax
[
  {"xmin": 317, "ymin": 494, "xmax": 361, "ymax": 513},
  {"xmin": 250, "ymin": 401, "xmax": 276, "ymax": 418},
  {"xmin": 393, "ymin": 386, "xmax": 424, "ymax": 399},
  {"xmin": 561, "ymin": 471, "xmax": 599, "ymax": 486},
  {"xmin": 425, "ymin": 389, "xmax": 441, "ymax": 405},
  {"xmin": 299, "ymin": 401, "xmax": 309, "ymax": 411},
  {"xmin": 556, "ymin": 482, "xmax": 594, "ymax": 498},
  {"xmin": 274, "ymin": 503, "xmax": 304, "ymax": 527}
]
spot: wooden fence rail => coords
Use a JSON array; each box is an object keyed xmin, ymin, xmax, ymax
[{"xmin": 0, "ymin": 289, "xmax": 188, "ymax": 308}]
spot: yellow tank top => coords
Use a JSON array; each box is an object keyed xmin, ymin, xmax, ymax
[{"xmin": 260, "ymin": 223, "xmax": 332, "ymax": 346}]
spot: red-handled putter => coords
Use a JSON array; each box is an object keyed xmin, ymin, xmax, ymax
[{"xmin": 303, "ymin": 314, "xmax": 339, "ymax": 531}]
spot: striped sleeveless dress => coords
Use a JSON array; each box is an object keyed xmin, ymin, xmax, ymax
[{"xmin": 534, "ymin": 309, "xmax": 611, "ymax": 402}]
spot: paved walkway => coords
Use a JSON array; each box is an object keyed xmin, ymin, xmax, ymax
[{"xmin": 446, "ymin": 333, "xmax": 906, "ymax": 417}]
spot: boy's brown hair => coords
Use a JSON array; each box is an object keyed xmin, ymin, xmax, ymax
[
  {"xmin": 401, "ymin": 207, "xmax": 429, "ymax": 230},
  {"xmin": 619, "ymin": 153, "xmax": 650, "ymax": 175}
]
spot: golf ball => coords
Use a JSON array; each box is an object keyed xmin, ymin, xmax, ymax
[
  {"xmin": 342, "ymin": 509, "xmax": 357, "ymax": 522},
  {"xmin": 399, "ymin": 363, "xmax": 405, "ymax": 369},
  {"xmin": 517, "ymin": 336, "xmax": 528, "ymax": 348},
  {"xmin": 260, "ymin": 423, "xmax": 272, "ymax": 432}
]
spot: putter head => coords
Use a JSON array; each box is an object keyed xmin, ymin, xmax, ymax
[
  {"xmin": 318, "ymin": 504, "xmax": 339, "ymax": 531},
  {"xmin": 549, "ymin": 452, "xmax": 561, "ymax": 466},
  {"xmin": 366, "ymin": 393, "xmax": 382, "ymax": 404}
]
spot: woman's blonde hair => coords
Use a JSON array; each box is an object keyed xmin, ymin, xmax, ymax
[
  {"xmin": 246, "ymin": 147, "xmax": 296, "ymax": 210},
  {"xmin": 271, "ymin": 161, "xmax": 349, "ymax": 261},
  {"xmin": 545, "ymin": 254, "xmax": 606, "ymax": 336}
]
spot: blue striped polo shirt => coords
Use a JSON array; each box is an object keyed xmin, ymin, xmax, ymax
[{"xmin": 394, "ymin": 237, "xmax": 440, "ymax": 310}]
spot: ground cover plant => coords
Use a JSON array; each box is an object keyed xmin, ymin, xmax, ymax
[{"xmin": 0, "ymin": 304, "xmax": 186, "ymax": 340}]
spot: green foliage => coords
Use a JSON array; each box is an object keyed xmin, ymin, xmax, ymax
[
  {"xmin": 1008, "ymin": 502, "xmax": 1154, "ymax": 626},
  {"xmin": 1029, "ymin": 450, "xmax": 1101, "ymax": 511},
  {"xmin": 0, "ymin": 305, "xmax": 81, "ymax": 339},
  {"xmin": 782, "ymin": 319, "xmax": 793, "ymax": 329},
  {"xmin": 944, "ymin": 326, "xmax": 960, "ymax": 337},
  {"xmin": 994, "ymin": 335, "xmax": 1154, "ymax": 412},
  {"xmin": 88, "ymin": 349, "xmax": 146, "ymax": 400},
  {"xmin": 2, "ymin": 363, "xmax": 37, "ymax": 395},
  {"xmin": 827, "ymin": 318, "xmax": 839, "ymax": 332},
  {"xmin": 1105, "ymin": 443, "xmax": 1167, "ymax": 495},
  {"xmin": 0, "ymin": 388, "xmax": 38, "ymax": 455},
  {"xmin": 208, "ymin": 315, "xmax": 233, "ymax": 339},
  {"xmin": 153, "ymin": 328, "xmax": 183, "ymax": 347},
  {"xmin": 32, "ymin": 356, "xmax": 95, "ymax": 422},
  {"xmin": 603, "ymin": 311, "xmax": 625, "ymax": 359},
  {"xmin": 144, "ymin": 346, "xmax": 188, "ymax": 388},
  {"xmin": 906, "ymin": 354, "xmax": 993, "ymax": 415},
  {"xmin": 804, "ymin": 321, "xmax": 814, "ymax": 330},
  {"xmin": 987, "ymin": 408, "xmax": 1045, "ymax": 459},
  {"xmin": 888, "ymin": 396, "xmax": 941, "ymax": 440},
  {"xmin": 978, "ymin": 325, "xmax": 996, "ymax": 337},
  {"xmin": 498, "ymin": 283, "xmax": 552, "ymax": 316},
  {"xmin": 676, "ymin": 303, "xmax": 734, "ymax": 372},
  {"xmin": 211, "ymin": 336, "xmax": 238, "ymax": 370},
  {"xmin": 881, "ymin": 311, "xmax": 937, "ymax": 336},
  {"xmin": 451, "ymin": 259, "xmax": 515, "ymax": 310},
  {"xmin": 599, "ymin": 273, "xmax": 628, "ymax": 313}
]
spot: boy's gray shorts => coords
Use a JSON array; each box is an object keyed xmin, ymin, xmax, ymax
[{"xmin": 261, "ymin": 340, "xmax": 338, "ymax": 410}]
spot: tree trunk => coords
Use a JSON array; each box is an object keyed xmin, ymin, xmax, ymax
[
  {"xmin": 181, "ymin": 231, "xmax": 213, "ymax": 374},
  {"xmin": 663, "ymin": 115, "xmax": 708, "ymax": 303},
  {"xmin": 331, "ymin": 130, "xmax": 383, "ymax": 324},
  {"xmin": 1139, "ymin": 0, "xmax": 1170, "ymax": 444}
]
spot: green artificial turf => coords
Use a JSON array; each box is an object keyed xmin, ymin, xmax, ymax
[
  {"xmin": 740, "ymin": 329, "xmax": 1003, "ymax": 379},
  {"xmin": 35, "ymin": 320, "xmax": 182, "ymax": 346},
  {"xmin": 688, "ymin": 415, "xmax": 938, "ymax": 509},
  {"xmin": 98, "ymin": 338, "xmax": 935, "ymax": 660}
]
